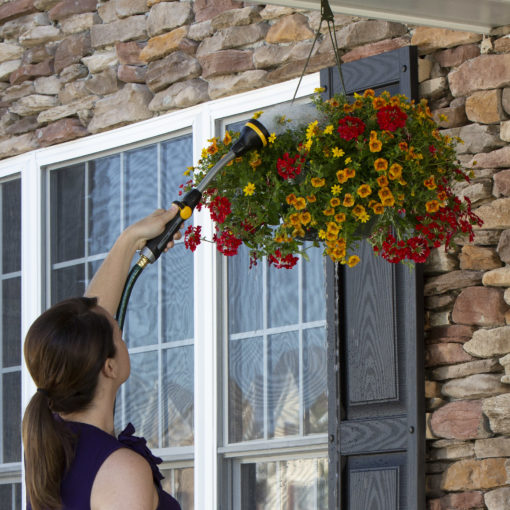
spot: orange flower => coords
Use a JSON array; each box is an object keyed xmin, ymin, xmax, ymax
[
  {"xmin": 327, "ymin": 222, "xmax": 340, "ymax": 235},
  {"xmin": 363, "ymin": 89, "xmax": 375, "ymax": 98},
  {"xmin": 293, "ymin": 227, "xmax": 305, "ymax": 238},
  {"xmin": 336, "ymin": 169, "xmax": 348, "ymax": 184},
  {"xmin": 323, "ymin": 207, "xmax": 335, "ymax": 216},
  {"xmin": 289, "ymin": 213, "xmax": 301, "ymax": 226},
  {"xmin": 328, "ymin": 98, "xmax": 340, "ymax": 108},
  {"xmin": 326, "ymin": 231, "xmax": 338, "ymax": 241},
  {"xmin": 377, "ymin": 175, "xmax": 389, "ymax": 187},
  {"xmin": 378, "ymin": 187, "xmax": 393, "ymax": 201},
  {"xmin": 299, "ymin": 212, "xmax": 311, "ymax": 225},
  {"xmin": 306, "ymin": 195, "xmax": 317, "ymax": 203},
  {"xmin": 294, "ymin": 197, "xmax": 306, "ymax": 210},
  {"xmin": 388, "ymin": 163, "xmax": 403, "ymax": 180},
  {"xmin": 372, "ymin": 96, "xmax": 386, "ymax": 109},
  {"xmin": 374, "ymin": 158, "xmax": 388, "ymax": 172},
  {"xmin": 370, "ymin": 130, "xmax": 378, "ymax": 140},
  {"xmin": 357, "ymin": 184, "xmax": 372, "ymax": 198},
  {"xmin": 207, "ymin": 138, "xmax": 218, "ymax": 155},
  {"xmin": 286, "ymin": 193, "xmax": 297, "ymax": 205},
  {"xmin": 352, "ymin": 204, "xmax": 366, "ymax": 217},
  {"xmin": 399, "ymin": 141, "xmax": 408, "ymax": 151},
  {"xmin": 223, "ymin": 131, "xmax": 232, "ymax": 145},
  {"xmin": 311, "ymin": 177, "xmax": 326, "ymax": 187},
  {"xmin": 345, "ymin": 167, "xmax": 356, "ymax": 179},
  {"xmin": 335, "ymin": 213, "xmax": 346, "ymax": 223},
  {"xmin": 343, "ymin": 194, "xmax": 355, "ymax": 207},
  {"xmin": 330, "ymin": 197, "xmax": 341, "ymax": 207},
  {"xmin": 424, "ymin": 176, "xmax": 437, "ymax": 190},
  {"xmin": 437, "ymin": 191, "xmax": 447, "ymax": 201},
  {"xmin": 354, "ymin": 99, "xmax": 363, "ymax": 109},
  {"xmin": 369, "ymin": 139, "xmax": 382, "ymax": 152},
  {"xmin": 347, "ymin": 255, "xmax": 360, "ymax": 267},
  {"xmin": 382, "ymin": 196, "xmax": 395, "ymax": 207},
  {"xmin": 343, "ymin": 103, "xmax": 354, "ymax": 113},
  {"xmin": 372, "ymin": 203, "xmax": 384, "ymax": 214},
  {"xmin": 426, "ymin": 200, "xmax": 440, "ymax": 213}
]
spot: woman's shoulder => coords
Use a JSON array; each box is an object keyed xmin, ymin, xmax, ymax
[{"xmin": 91, "ymin": 447, "xmax": 158, "ymax": 510}]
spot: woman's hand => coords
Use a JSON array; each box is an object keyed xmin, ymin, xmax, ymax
[{"xmin": 124, "ymin": 206, "xmax": 183, "ymax": 252}]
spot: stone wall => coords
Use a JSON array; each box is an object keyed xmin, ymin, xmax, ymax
[{"xmin": 2, "ymin": 1, "xmax": 510, "ymax": 509}]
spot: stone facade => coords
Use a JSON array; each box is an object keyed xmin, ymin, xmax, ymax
[{"xmin": 2, "ymin": 1, "xmax": 510, "ymax": 509}]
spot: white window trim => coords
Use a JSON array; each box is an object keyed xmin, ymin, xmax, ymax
[{"xmin": 2, "ymin": 72, "xmax": 320, "ymax": 510}]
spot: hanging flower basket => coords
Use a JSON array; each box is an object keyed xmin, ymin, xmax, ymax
[{"xmin": 184, "ymin": 88, "xmax": 482, "ymax": 269}]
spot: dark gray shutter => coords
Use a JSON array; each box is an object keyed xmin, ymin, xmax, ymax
[{"xmin": 322, "ymin": 46, "xmax": 425, "ymax": 510}]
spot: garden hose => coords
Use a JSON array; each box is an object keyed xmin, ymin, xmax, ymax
[{"xmin": 115, "ymin": 118, "xmax": 270, "ymax": 331}]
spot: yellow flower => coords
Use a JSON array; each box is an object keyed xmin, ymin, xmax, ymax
[
  {"xmin": 323, "ymin": 125, "xmax": 334, "ymax": 135},
  {"xmin": 306, "ymin": 120, "xmax": 319, "ymax": 139},
  {"xmin": 223, "ymin": 131, "xmax": 232, "ymax": 145},
  {"xmin": 306, "ymin": 195, "xmax": 316, "ymax": 203},
  {"xmin": 314, "ymin": 87, "xmax": 325, "ymax": 93},
  {"xmin": 243, "ymin": 182, "xmax": 255, "ymax": 196},
  {"xmin": 372, "ymin": 203, "xmax": 384, "ymax": 214},
  {"xmin": 249, "ymin": 151, "xmax": 262, "ymax": 169},
  {"xmin": 352, "ymin": 204, "xmax": 366, "ymax": 217},
  {"xmin": 347, "ymin": 255, "xmax": 360, "ymax": 268},
  {"xmin": 335, "ymin": 213, "xmax": 346, "ymax": 223},
  {"xmin": 369, "ymin": 139, "xmax": 382, "ymax": 152},
  {"xmin": 331, "ymin": 184, "xmax": 342, "ymax": 195},
  {"xmin": 286, "ymin": 193, "xmax": 297, "ymax": 205},
  {"xmin": 268, "ymin": 133, "xmax": 277, "ymax": 144},
  {"xmin": 294, "ymin": 197, "xmax": 307, "ymax": 210},
  {"xmin": 304, "ymin": 139, "xmax": 313, "ymax": 151},
  {"xmin": 382, "ymin": 196, "xmax": 395, "ymax": 207},
  {"xmin": 374, "ymin": 158, "xmax": 388, "ymax": 172},
  {"xmin": 357, "ymin": 184, "xmax": 372, "ymax": 198},
  {"xmin": 363, "ymin": 89, "xmax": 375, "ymax": 98},
  {"xmin": 323, "ymin": 207, "xmax": 335, "ymax": 216},
  {"xmin": 358, "ymin": 211, "xmax": 370, "ymax": 223},
  {"xmin": 332, "ymin": 147, "xmax": 345, "ymax": 158},
  {"xmin": 370, "ymin": 130, "xmax": 378, "ymax": 140},
  {"xmin": 343, "ymin": 194, "xmax": 355, "ymax": 207},
  {"xmin": 345, "ymin": 167, "xmax": 356, "ymax": 179},
  {"xmin": 311, "ymin": 177, "xmax": 326, "ymax": 187},
  {"xmin": 299, "ymin": 212, "xmax": 311, "ymax": 225},
  {"xmin": 201, "ymin": 148, "xmax": 208, "ymax": 158},
  {"xmin": 318, "ymin": 229, "xmax": 327, "ymax": 239},
  {"xmin": 336, "ymin": 169, "xmax": 348, "ymax": 184},
  {"xmin": 326, "ymin": 231, "xmax": 338, "ymax": 241},
  {"xmin": 330, "ymin": 197, "xmax": 341, "ymax": 207},
  {"xmin": 388, "ymin": 163, "xmax": 403, "ymax": 180},
  {"xmin": 183, "ymin": 166, "xmax": 193, "ymax": 176},
  {"xmin": 426, "ymin": 200, "xmax": 440, "ymax": 213},
  {"xmin": 378, "ymin": 187, "xmax": 393, "ymax": 202},
  {"xmin": 327, "ymin": 221, "xmax": 340, "ymax": 234},
  {"xmin": 372, "ymin": 97, "xmax": 386, "ymax": 109},
  {"xmin": 207, "ymin": 138, "xmax": 218, "ymax": 155},
  {"xmin": 399, "ymin": 141, "xmax": 408, "ymax": 151},
  {"xmin": 253, "ymin": 110, "xmax": 263, "ymax": 119},
  {"xmin": 289, "ymin": 213, "xmax": 301, "ymax": 226},
  {"xmin": 344, "ymin": 156, "xmax": 352, "ymax": 164},
  {"xmin": 377, "ymin": 175, "xmax": 389, "ymax": 187},
  {"xmin": 424, "ymin": 176, "xmax": 437, "ymax": 190}
]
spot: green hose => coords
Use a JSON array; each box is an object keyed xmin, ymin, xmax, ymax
[{"xmin": 115, "ymin": 256, "xmax": 149, "ymax": 331}]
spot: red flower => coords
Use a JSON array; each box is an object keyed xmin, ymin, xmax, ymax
[
  {"xmin": 376, "ymin": 105, "xmax": 407, "ymax": 131},
  {"xmin": 268, "ymin": 249, "xmax": 299, "ymax": 269},
  {"xmin": 277, "ymin": 152, "xmax": 304, "ymax": 180},
  {"xmin": 337, "ymin": 116, "xmax": 366, "ymax": 141},
  {"xmin": 209, "ymin": 196, "xmax": 231, "ymax": 224},
  {"xmin": 184, "ymin": 225, "xmax": 202, "ymax": 252},
  {"xmin": 213, "ymin": 229, "xmax": 242, "ymax": 256}
]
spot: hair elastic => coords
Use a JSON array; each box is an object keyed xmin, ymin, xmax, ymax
[{"xmin": 37, "ymin": 388, "xmax": 49, "ymax": 397}]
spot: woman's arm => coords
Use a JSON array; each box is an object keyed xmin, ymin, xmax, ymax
[{"xmin": 85, "ymin": 206, "xmax": 180, "ymax": 317}]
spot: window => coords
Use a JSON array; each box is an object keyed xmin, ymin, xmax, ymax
[
  {"xmin": 0, "ymin": 177, "xmax": 22, "ymax": 509},
  {"xmin": 47, "ymin": 134, "xmax": 195, "ymax": 505}
]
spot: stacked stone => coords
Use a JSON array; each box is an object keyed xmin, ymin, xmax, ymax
[{"xmin": 417, "ymin": 26, "xmax": 510, "ymax": 510}]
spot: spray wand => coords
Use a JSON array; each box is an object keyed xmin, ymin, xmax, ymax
[{"xmin": 115, "ymin": 118, "xmax": 270, "ymax": 330}]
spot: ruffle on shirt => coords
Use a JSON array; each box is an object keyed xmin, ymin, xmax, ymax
[{"xmin": 118, "ymin": 423, "xmax": 164, "ymax": 487}]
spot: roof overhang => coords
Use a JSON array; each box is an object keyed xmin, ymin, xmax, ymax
[{"xmin": 259, "ymin": 0, "xmax": 510, "ymax": 34}]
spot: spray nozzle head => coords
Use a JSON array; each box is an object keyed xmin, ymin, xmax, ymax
[{"xmin": 231, "ymin": 118, "xmax": 270, "ymax": 156}]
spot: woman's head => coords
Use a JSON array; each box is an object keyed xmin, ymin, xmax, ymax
[{"xmin": 24, "ymin": 296, "xmax": 117, "ymax": 413}]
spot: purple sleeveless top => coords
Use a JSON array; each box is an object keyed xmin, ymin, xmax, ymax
[{"xmin": 27, "ymin": 421, "xmax": 182, "ymax": 510}]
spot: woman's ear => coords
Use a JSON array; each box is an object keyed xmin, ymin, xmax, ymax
[{"xmin": 102, "ymin": 357, "xmax": 117, "ymax": 379}]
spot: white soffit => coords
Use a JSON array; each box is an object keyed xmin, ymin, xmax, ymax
[{"xmin": 258, "ymin": 0, "xmax": 510, "ymax": 34}]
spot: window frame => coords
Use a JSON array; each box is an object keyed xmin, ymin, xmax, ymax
[{"xmin": 5, "ymin": 72, "xmax": 320, "ymax": 509}]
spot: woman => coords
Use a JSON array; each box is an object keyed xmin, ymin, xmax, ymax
[{"xmin": 22, "ymin": 206, "xmax": 183, "ymax": 510}]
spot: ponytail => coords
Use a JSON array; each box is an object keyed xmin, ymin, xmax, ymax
[{"xmin": 22, "ymin": 297, "xmax": 115, "ymax": 510}]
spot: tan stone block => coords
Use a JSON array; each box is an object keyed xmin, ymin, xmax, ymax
[
  {"xmin": 485, "ymin": 487, "xmax": 510, "ymax": 510},
  {"xmin": 140, "ymin": 27, "xmax": 197, "ymax": 63},
  {"xmin": 145, "ymin": 51, "xmax": 201, "ymax": 93},
  {"xmin": 441, "ymin": 458, "xmax": 510, "ymax": 491},
  {"xmin": 11, "ymin": 93, "xmax": 57, "ymax": 116},
  {"xmin": 456, "ymin": 123, "xmax": 504, "ymax": 154},
  {"xmin": 0, "ymin": 43, "xmax": 23, "ymax": 64},
  {"xmin": 504, "ymin": 288, "xmax": 510, "ymax": 305},
  {"xmin": 493, "ymin": 169, "xmax": 510, "ymax": 197},
  {"xmin": 476, "ymin": 437, "xmax": 510, "ymax": 458},
  {"xmin": 61, "ymin": 12, "xmax": 99, "ymax": 35},
  {"xmin": 418, "ymin": 56, "xmax": 432, "ymax": 82},
  {"xmin": 466, "ymin": 90, "xmax": 504, "ymax": 124},
  {"xmin": 425, "ymin": 293, "xmax": 455, "ymax": 310},
  {"xmin": 115, "ymin": 0, "xmax": 148, "ymax": 18},
  {"xmin": 259, "ymin": 5, "xmax": 294, "ymax": 20},
  {"xmin": 431, "ymin": 358, "xmax": 502, "ymax": 381},
  {"xmin": 449, "ymin": 54, "xmax": 510, "ymax": 97},
  {"xmin": 37, "ymin": 95, "xmax": 97, "ymax": 123},
  {"xmin": 188, "ymin": 20, "xmax": 213, "ymax": 42},
  {"xmin": 81, "ymin": 51, "xmax": 117, "ymax": 74},
  {"xmin": 442, "ymin": 374, "xmax": 510, "ymax": 399},
  {"xmin": 341, "ymin": 36, "xmax": 410, "ymax": 64},
  {"xmin": 90, "ymin": 16, "xmax": 147, "ymax": 48},
  {"xmin": 465, "ymin": 326, "xmax": 510, "ymax": 358},
  {"xmin": 208, "ymin": 69, "xmax": 268, "ymax": 99},
  {"xmin": 432, "ymin": 104, "xmax": 468, "ymax": 128},
  {"xmin": 197, "ymin": 23, "xmax": 269, "ymax": 56},
  {"xmin": 426, "ymin": 343, "xmax": 474, "ymax": 367},
  {"xmin": 0, "ymin": 132, "xmax": 37, "ymax": 158},
  {"xmin": 54, "ymin": 32, "xmax": 91, "ymax": 74},
  {"xmin": 147, "ymin": 2, "xmax": 193, "ymax": 37},
  {"xmin": 424, "ymin": 270, "xmax": 483, "ymax": 296},
  {"xmin": 116, "ymin": 42, "xmax": 145, "ymax": 66},
  {"xmin": 425, "ymin": 380, "xmax": 442, "ymax": 398},
  {"xmin": 211, "ymin": 5, "xmax": 262, "ymax": 30},
  {"xmin": 475, "ymin": 197, "xmax": 510, "ymax": 228},
  {"xmin": 117, "ymin": 65, "xmax": 146, "ymax": 84},
  {"xmin": 0, "ymin": 0, "xmax": 37, "ymax": 24},
  {"xmin": 19, "ymin": 25, "xmax": 61, "ymax": 48},
  {"xmin": 483, "ymin": 267, "xmax": 510, "ymax": 286},
  {"xmin": 193, "ymin": 0, "xmax": 243, "ymax": 23},
  {"xmin": 419, "ymin": 77, "xmax": 447, "ymax": 100},
  {"xmin": 265, "ymin": 13, "xmax": 313, "ymax": 44},
  {"xmin": 412, "ymin": 27, "xmax": 482, "ymax": 53},
  {"xmin": 483, "ymin": 393, "xmax": 510, "ymax": 433},
  {"xmin": 9, "ymin": 59, "xmax": 52, "ymax": 86},
  {"xmin": 148, "ymin": 78, "xmax": 209, "ymax": 111},
  {"xmin": 430, "ymin": 440, "xmax": 475, "ymax": 460},
  {"xmin": 1, "ymin": 82, "xmax": 34, "ymax": 102},
  {"xmin": 459, "ymin": 245, "xmax": 502, "ymax": 270}
]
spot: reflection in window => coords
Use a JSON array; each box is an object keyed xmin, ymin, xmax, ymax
[
  {"xmin": 240, "ymin": 458, "xmax": 328, "ymax": 510},
  {"xmin": 228, "ymin": 244, "xmax": 327, "ymax": 443},
  {"xmin": 0, "ymin": 178, "xmax": 22, "ymax": 510},
  {"xmin": 48, "ymin": 136, "xmax": 194, "ymax": 457},
  {"xmin": 161, "ymin": 466, "xmax": 194, "ymax": 510}
]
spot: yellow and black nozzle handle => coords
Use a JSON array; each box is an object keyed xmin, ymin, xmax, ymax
[{"xmin": 116, "ymin": 117, "xmax": 269, "ymax": 330}]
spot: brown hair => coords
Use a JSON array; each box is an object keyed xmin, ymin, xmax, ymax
[{"xmin": 22, "ymin": 297, "xmax": 116, "ymax": 510}]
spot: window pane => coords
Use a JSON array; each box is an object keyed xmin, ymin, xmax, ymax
[
  {"xmin": 51, "ymin": 264, "xmax": 85, "ymax": 305},
  {"xmin": 15, "ymin": 483, "xmax": 21, "ymax": 509},
  {"xmin": 50, "ymin": 164, "xmax": 85, "ymax": 263},
  {"xmin": 124, "ymin": 146, "xmax": 158, "ymax": 227},
  {"xmin": 268, "ymin": 263, "xmax": 298, "ymax": 328},
  {"xmin": 2, "ymin": 179, "xmax": 21, "ymax": 274},
  {"xmin": 3, "ymin": 371, "xmax": 21, "ymax": 462},
  {"xmin": 0, "ymin": 484, "xmax": 12, "ymax": 508},
  {"xmin": 162, "ymin": 346, "xmax": 194, "ymax": 447},
  {"xmin": 303, "ymin": 328, "xmax": 327, "ymax": 434},
  {"xmin": 161, "ymin": 244, "xmax": 193, "ymax": 343},
  {"xmin": 161, "ymin": 135, "xmax": 193, "ymax": 208},
  {"xmin": 160, "ymin": 467, "xmax": 194, "ymax": 510},
  {"xmin": 241, "ymin": 458, "xmax": 328, "ymax": 510},
  {"xmin": 123, "ymin": 351, "xmax": 158, "ymax": 449},
  {"xmin": 3, "ymin": 276, "xmax": 21, "ymax": 367},
  {"xmin": 228, "ymin": 245, "xmax": 263, "ymax": 334},
  {"xmin": 229, "ymin": 337, "xmax": 264, "ymax": 443},
  {"xmin": 88, "ymin": 155, "xmax": 121, "ymax": 256},
  {"xmin": 302, "ymin": 245, "xmax": 326, "ymax": 322},
  {"xmin": 268, "ymin": 332, "xmax": 299, "ymax": 438}
]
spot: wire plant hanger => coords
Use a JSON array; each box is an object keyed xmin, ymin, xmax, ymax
[{"xmin": 292, "ymin": 0, "xmax": 347, "ymax": 102}]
